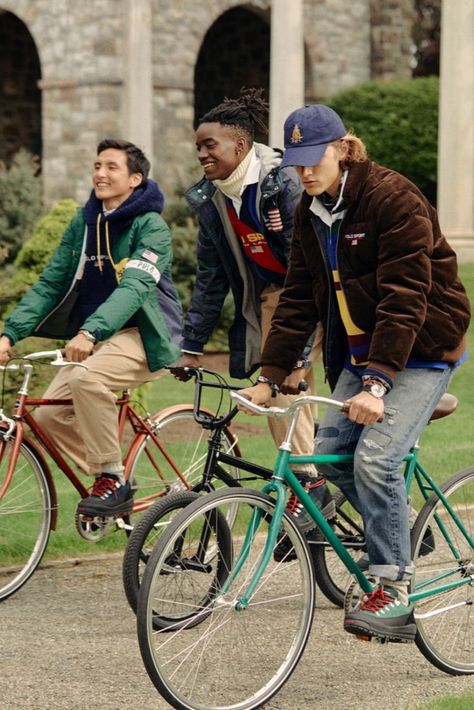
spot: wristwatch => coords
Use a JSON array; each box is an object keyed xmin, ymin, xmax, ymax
[
  {"xmin": 362, "ymin": 376, "xmax": 387, "ymax": 399},
  {"xmin": 256, "ymin": 375, "xmax": 280, "ymax": 398},
  {"xmin": 78, "ymin": 330, "xmax": 96, "ymax": 344}
]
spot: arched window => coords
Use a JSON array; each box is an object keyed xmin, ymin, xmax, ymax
[
  {"xmin": 0, "ymin": 10, "xmax": 42, "ymax": 162},
  {"xmin": 194, "ymin": 6, "xmax": 270, "ymax": 140}
]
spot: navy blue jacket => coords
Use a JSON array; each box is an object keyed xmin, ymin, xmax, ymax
[{"xmin": 183, "ymin": 144, "xmax": 302, "ymax": 378}]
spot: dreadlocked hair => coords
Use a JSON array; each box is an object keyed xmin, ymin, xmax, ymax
[{"xmin": 198, "ymin": 87, "xmax": 269, "ymax": 142}]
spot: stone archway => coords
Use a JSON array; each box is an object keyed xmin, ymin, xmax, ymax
[
  {"xmin": 0, "ymin": 9, "xmax": 42, "ymax": 162},
  {"xmin": 194, "ymin": 5, "xmax": 270, "ymax": 138}
]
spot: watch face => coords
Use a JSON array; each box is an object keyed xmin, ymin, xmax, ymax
[{"xmin": 370, "ymin": 382, "xmax": 385, "ymax": 398}]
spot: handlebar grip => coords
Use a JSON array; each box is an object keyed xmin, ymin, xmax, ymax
[
  {"xmin": 298, "ymin": 380, "xmax": 309, "ymax": 392},
  {"xmin": 341, "ymin": 402, "xmax": 384, "ymax": 423}
]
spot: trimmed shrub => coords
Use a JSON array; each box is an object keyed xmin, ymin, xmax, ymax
[
  {"xmin": 0, "ymin": 199, "xmax": 79, "ymax": 320},
  {"xmin": 0, "ymin": 149, "xmax": 43, "ymax": 264},
  {"xmin": 327, "ymin": 77, "xmax": 439, "ymax": 204}
]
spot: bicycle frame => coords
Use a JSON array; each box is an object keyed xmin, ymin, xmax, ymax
[
  {"xmin": 227, "ymin": 392, "xmax": 474, "ymax": 609},
  {"xmin": 0, "ymin": 355, "xmax": 192, "ymax": 525}
]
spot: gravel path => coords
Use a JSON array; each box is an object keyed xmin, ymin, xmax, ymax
[{"xmin": 1, "ymin": 554, "xmax": 473, "ymax": 710}]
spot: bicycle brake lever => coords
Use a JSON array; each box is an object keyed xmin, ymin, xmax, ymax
[{"xmin": 51, "ymin": 350, "xmax": 88, "ymax": 369}]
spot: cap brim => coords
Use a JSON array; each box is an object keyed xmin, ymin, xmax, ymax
[{"xmin": 281, "ymin": 142, "xmax": 329, "ymax": 168}]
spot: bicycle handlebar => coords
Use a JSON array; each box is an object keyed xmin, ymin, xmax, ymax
[
  {"xmin": 230, "ymin": 391, "xmax": 345, "ymax": 418},
  {"xmin": 0, "ymin": 349, "xmax": 88, "ymax": 371}
]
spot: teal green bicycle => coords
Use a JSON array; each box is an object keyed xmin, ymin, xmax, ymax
[{"xmin": 136, "ymin": 391, "xmax": 474, "ymax": 710}]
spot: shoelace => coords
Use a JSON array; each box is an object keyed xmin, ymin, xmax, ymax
[
  {"xmin": 90, "ymin": 476, "xmax": 117, "ymax": 497},
  {"xmin": 286, "ymin": 480, "xmax": 325, "ymax": 516},
  {"xmin": 360, "ymin": 586, "xmax": 395, "ymax": 612}
]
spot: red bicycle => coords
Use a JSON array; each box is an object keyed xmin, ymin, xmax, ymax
[{"xmin": 0, "ymin": 349, "xmax": 239, "ymax": 600}]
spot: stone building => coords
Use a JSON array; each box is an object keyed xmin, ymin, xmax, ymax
[
  {"xmin": 0, "ymin": 0, "xmax": 415, "ymax": 201},
  {"xmin": 0, "ymin": 0, "xmax": 472, "ymax": 258}
]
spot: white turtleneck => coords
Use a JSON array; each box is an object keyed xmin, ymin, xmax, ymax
[{"xmin": 213, "ymin": 146, "xmax": 260, "ymax": 216}]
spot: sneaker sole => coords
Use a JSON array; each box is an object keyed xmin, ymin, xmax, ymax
[
  {"xmin": 344, "ymin": 617, "xmax": 417, "ymax": 643},
  {"xmin": 77, "ymin": 499, "xmax": 134, "ymax": 517},
  {"xmin": 297, "ymin": 498, "xmax": 337, "ymax": 534}
]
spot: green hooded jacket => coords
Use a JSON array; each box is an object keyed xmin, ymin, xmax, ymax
[{"xmin": 3, "ymin": 207, "xmax": 182, "ymax": 372}]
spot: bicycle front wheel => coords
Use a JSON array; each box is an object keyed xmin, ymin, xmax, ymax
[
  {"xmin": 411, "ymin": 467, "xmax": 474, "ymax": 675},
  {"xmin": 127, "ymin": 406, "xmax": 241, "ymax": 514},
  {"xmin": 0, "ymin": 435, "xmax": 52, "ymax": 600},
  {"xmin": 137, "ymin": 488, "xmax": 315, "ymax": 710}
]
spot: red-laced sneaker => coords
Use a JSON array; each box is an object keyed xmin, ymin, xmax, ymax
[
  {"xmin": 273, "ymin": 475, "xmax": 335, "ymax": 563},
  {"xmin": 344, "ymin": 585, "xmax": 416, "ymax": 643},
  {"xmin": 77, "ymin": 473, "xmax": 133, "ymax": 517}
]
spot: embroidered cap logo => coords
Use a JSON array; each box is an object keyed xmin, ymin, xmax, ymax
[{"xmin": 290, "ymin": 124, "xmax": 303, "ymax": 144}]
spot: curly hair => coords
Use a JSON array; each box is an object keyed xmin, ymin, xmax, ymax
[
  {"xmin": 338, "ymin": 132, "xmax": 368, "ymax": 168},
  {"xmin": 198, "ymin": 87, "xmax": 269, "ymax": 142}
]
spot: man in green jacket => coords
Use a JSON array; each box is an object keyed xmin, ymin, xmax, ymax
[{"xmin": 0, "ymin": 139, "xmax": 182, "ymax": 517}]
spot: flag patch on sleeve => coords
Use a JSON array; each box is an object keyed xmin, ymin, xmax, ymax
[{"xmin": 141, "ymin": 249, "xmax": 159, "ymax": 264}]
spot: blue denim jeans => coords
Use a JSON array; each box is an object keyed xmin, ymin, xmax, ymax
[{"xmin": 315, "ymin": 366, "xmax": 453, "ymax": 581}]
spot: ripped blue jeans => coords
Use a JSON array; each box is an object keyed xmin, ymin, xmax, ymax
[{"xmin": 315, "ymin": 366, "xmax": 453, "ymax": 581}]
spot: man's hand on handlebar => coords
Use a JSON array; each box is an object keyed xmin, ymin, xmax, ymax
[
  {"xmin": 342, "ymin": 391, "xmax": 384, "ymax": 424},
  {"xmin": 169, "ymin": 353, "xmax": 202, "ymax": 381},
  {"xmin": 64, "ymin": 333, "xmax": 94, "ymax": 363},
  {"xmin": 235, "ymin": 382, "xmax": 273, "ymax": 414},
  {"xmin": 280, "ymin": 366, "xmax": 309, "ymax": 395},
  {"xmin": 0, "ymin": 335, "xmax": 13, "ymax": 365}
]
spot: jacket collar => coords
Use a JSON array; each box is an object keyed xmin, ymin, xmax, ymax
[
  {"xmin": 186, "ymin": 142, "xmax": 284, "ymax": 210},
  {"xmin": 301, "ymin": 160, "xmax": 372, "ymax": 213}
]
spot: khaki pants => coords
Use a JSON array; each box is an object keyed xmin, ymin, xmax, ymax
[
  {"xmin": 34, "ymin": 328, "xmax": 164, "ymax": 475},
  {"xmin": 260, "ymin": 284, "xmax": 322, "ymax": 475}
]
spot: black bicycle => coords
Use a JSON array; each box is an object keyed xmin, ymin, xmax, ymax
[{"xmin": 122, "ymin": 367, "xmax": 365, "ymax": 613}]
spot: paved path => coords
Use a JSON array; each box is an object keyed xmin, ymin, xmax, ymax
[{"xmin": 1, "ymin": 554, "xmax": 473, "ymax": 710}]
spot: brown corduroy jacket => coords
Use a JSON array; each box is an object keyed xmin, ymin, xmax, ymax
[{"xmin": 261, "ymin": 160, "xmax": 471, "ymax": 390}]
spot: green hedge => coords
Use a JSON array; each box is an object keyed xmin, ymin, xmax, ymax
[
  {"xmin": 0, "ymin": 149, "xmax": 43, "ymax": 265},
  {"xmin": 327, "ymin": 76, "xmax": 439, "ymax": 204}
]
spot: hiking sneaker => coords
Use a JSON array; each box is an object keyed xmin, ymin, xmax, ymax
[
  {"xmin": 77, "ymin": 474, "xmax": 133, "ymax": 517},
  {"xmin": 344, "ymin": 585, "xmax": 416, "ymax": 643},
  {"xmin": 273, "ymin": 475, "xmax": 335, "ymax": 563}
]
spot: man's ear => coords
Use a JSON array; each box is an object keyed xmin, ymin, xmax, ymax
[{"xmin": 130, "ymin": 172, "xmax": 143, "ymax": 188}]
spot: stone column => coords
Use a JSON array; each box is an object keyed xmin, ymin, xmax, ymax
[
  {"xmin": 438, "ymin": 0, "xmax": 474, "ymax": 261},
  {"xmin": 269, "ymin": 0, "xmax": 304, "ymax": 149},
  {"xmin": 123, "ymin": 0, "xmax": 153, "ymax": 171}
]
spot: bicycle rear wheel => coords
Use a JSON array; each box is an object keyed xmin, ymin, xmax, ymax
[
  {"xmin": 310, "ymin": 489, "xmax": 366, "ymax": 607},
  {"xmin": 0, "ymin": 435, "xmax": 52, "ymax": 600},
  {"xmin": 137, "ymin": 488, "xmax": 315, "ymax": 710},
  {"xmin": 127, "ymin": 406, "xmax": 241, "ymax": 517},
  {"xmin": 411, "ymin": 467, "xmax": 474, "ymax": 675}
]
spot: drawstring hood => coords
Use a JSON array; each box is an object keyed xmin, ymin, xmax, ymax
[
  {"xmin": 78, "ymin": 178, "xmax": 166, "ymax": 324},
  {"xmin": 95, "ymin": 213, "xmax": 120, "ymax": 280},
  {"xmin": 85, "ymin": 178, "xmax": 165, "ymax": 279}
]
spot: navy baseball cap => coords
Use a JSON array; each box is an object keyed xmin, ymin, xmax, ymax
[{"xmin": 281, "ymin": 104, "xmax": 347, "ymax": 167}]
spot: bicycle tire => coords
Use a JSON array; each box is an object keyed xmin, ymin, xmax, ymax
[
  {"xmin": 0, "ymin": 434, "xmax": 52, "ymax": 601},
  {"xmin": 122, "ymin": 490, "xmax": 200, "ymax": 614},
  {"xmin": 126, "ymin": 405, "xmax": 241, "ymax": 520},
  {"xmin": 411, "ymin": 466, "xmax": 474, "ymax": 675},
  {"xmin": 310, "ymin": 489, "xmax": 366, "ymax": 607},
  {"xmin": 137, "ymin": 487, "xmax": 315, "ymax": 710}
]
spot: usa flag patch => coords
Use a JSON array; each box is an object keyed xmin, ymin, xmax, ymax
[{"xmin": 142, "ymin": 249, "xmax": 159, "ymax": 264}]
